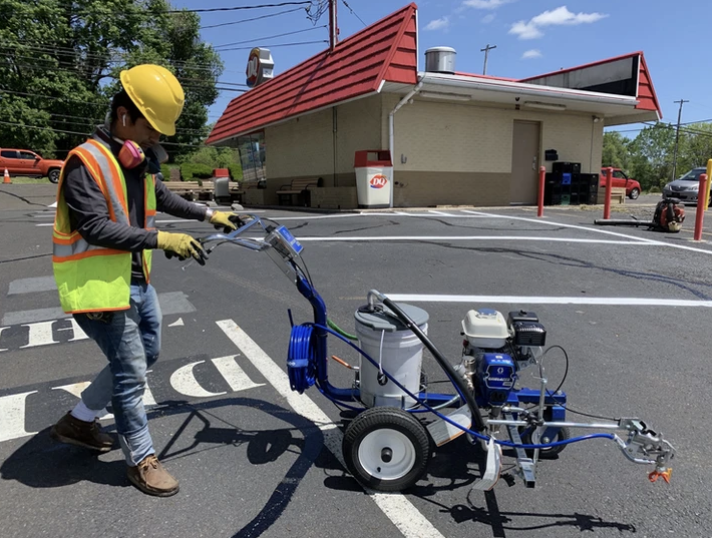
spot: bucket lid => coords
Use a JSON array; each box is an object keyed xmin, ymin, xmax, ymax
[{"xmin": 354, "ymin": 303, "xmax": 429, "ymax": 332}]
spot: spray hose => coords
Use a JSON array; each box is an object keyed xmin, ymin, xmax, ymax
[{"xmin": 288, "ymin": 321, "xmax": 617, "ymax": 450}]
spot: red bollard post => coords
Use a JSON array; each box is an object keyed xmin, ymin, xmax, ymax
[
  {"xmin": 603, "ymin": 167, "xmax": 613, "ymax": 220},
  {"xmin": 694, "ymin": 173, "xmax": 707, "ymax": 241},
  {"xmin": 537, "ymin": 166, "xmax": 546, "ymax": 217}
]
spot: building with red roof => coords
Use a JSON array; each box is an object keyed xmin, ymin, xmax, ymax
[{"xmin": 208, "ymin": 3, "xmax": 660, "ymax": 208}]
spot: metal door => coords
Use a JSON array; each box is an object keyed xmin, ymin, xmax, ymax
[{"xmin": 510, "ymin": 121, "xmax": 540, "ymax": 204}]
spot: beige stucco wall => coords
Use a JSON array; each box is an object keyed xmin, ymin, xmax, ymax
[
  {"xmin": 255, "ymin": 93, "xmax": 604, "ymax": 207},
  {"xmin": 264, "ymin": 94, "xmax": 382, "ymax": 185},
  {"xmin": 382, "ymin": 94, "xmax": 603, "ymax": 206}
]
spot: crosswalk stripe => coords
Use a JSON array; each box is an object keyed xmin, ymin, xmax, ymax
[{"xmin": 216, "ymin": 319, "xmax": 446, "ymax": 538}]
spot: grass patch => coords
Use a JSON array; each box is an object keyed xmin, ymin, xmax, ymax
[{"xmin": 6, "ymin": 177, "xmax": 51, "ymax": 185}]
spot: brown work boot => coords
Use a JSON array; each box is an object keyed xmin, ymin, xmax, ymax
[
  {"xmin": 50, "ymin": 412, "xmax": 115, "ymax": 453},
  {"xmin": 127, "ymin": 455, "xmax": 180, "ymax": 497}
]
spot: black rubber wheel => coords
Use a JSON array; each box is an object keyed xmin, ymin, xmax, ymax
[
  {"xmin": 520, "ymin": 426, "xmax": 570, "ymax": 459},
  {"xmin": 629, "ymin": 188, "xmax": 640, "ymax": 200},
  {"xmin": 48, "ymin": 169, "xmax": 60, "ymax": 184},
  {"xmin": 342, "ymin": 407, "xmax": 432, "ymax": 492}
]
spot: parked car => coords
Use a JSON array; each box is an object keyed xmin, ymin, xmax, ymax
[
  {"xmin": 662, "ymin": 167, "xmax": 708, "ymax": 205},
  {"xmin": 0, "ymin": 149, "xmax": 64, "ymax": 184},
  {"xmin": 599, "ymin": 168, "xmax": 642, "ymax": 200}
]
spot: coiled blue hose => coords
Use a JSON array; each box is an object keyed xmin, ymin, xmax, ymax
[
  {"xmin": 287, "ymin": 324, "xmax": 316, "ymax": 393},
  {"xmin": 304, "ymin": 323, "xmax": 617, "ymax": 450}
]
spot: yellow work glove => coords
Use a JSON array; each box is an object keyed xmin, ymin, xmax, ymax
[
  {"xmin": 209, "ymin": 211, "xmax": 245, "ymax": 233},
  {"xmin": 156, "ymin": 231, "xmax": 208, "ymax": 265}
]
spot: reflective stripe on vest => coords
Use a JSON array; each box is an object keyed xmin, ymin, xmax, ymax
[{"xmin": 52, "ymin": 138, "xmax": 157, "ymax": 313}]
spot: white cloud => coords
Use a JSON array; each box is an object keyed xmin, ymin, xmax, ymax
[
  {"xmin": 510, "ymin": 6, "xmax": 608, "ymax": 40},
  {"xmin": 522, "ymin": 49, "xmax": 542, "ymax": 59},
  {"xmin": 425, "ymin": 16, "xmax": 450, "ymax": 31},
  {"xmin": 464, "ymin": 0, "xmax": 515, "ymax": 9},
  {"xmin": 481, "ymin": 13, "xmax": 496, "ymax": 24}
]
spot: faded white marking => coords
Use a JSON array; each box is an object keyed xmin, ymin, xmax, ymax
[
  {"xmin": 428, "ymin": 210, "xmax": 456, "ymax": 216},
  {"xmin": 0, "ymin": 391, "xmax": 38, "ymax": 442},
  {"xmin": 470, "ymin": 210, "xmax": 712, "ymax": 256},
  {"xmin": 216, "ymin": 320, "xmax": 445, "ymax": 538},
  {"xmin": 385, "ymin": 294, "xmax": 712, "ymax": 307},
  {"xmin": 211, "ymin": 355, "xmax": 265, "ymax": 392},
  {"xmin": 297, "ymin": 236, "xmax": 647, "ymax": 245},
  {"xmin": 20, "ymin": 321, "xmax": 58, "ymax": 348},
  {"xmin": 168, "ymin": 317, "xmax": 185, "ymax": 327},
  {"xmin": 8, "ymin": 276, "xmax": 57, "ymax": 295},
  {"xmin": 2, "ymin": 292, "xmax": 195, "ymax": 326},
  {"xmin": 170, "ymin": 361, "xmax": 226, "ymax": 398},
  {"xmin": 0, "ymin": 326, "xmax": 8, "ymax": 352}
]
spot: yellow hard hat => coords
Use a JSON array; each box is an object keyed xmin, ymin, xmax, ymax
[{"xmin": 120, "ymin": 64, "xmax": 185, "ymax": 136}]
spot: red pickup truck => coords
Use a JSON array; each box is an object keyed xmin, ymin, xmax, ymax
[
  {"xmin": 599, "ymin": 168, "xmax": 641, "ymax": 200},
  {"xmin": 0, "ymin": 148, "xmax": 64, "ymax": 184}
]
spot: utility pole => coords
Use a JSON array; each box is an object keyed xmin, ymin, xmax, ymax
[
  {"xmin": 329, "ymin": 0, "xmax": 338, "ymax": 50},
  {"xmin": 480, "ymin": 44, "xmax": 496, "ymax": 75},
  {"xmin": 671, "ymin": 98, "xmax": 689, "ymax": 180}
]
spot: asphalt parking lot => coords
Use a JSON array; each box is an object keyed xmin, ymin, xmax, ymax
[{"xmin": 1, "ymin": 184, "xmax": 711, "ymax": 538}]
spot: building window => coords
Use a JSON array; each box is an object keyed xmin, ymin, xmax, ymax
[{"xmin": 236, "ymin": 132, "xmax": 266, "ymax": 182}]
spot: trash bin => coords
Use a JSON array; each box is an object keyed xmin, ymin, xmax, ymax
[
  {"xmin": 354, "ymin": 150, "xmax": 393, "ymax": 209},
  {"xmin": 213, "ymin": 174, "xmax": 230, "ymax": 205}
]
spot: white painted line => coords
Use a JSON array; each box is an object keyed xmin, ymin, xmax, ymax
[
  {"xmin": 211, "ymin": 355, "xmax": 265, "ymax": 393},
  {"xmin": 428, "ymin": 210, "xmax": 455, "ymax": 216},
  {"xmin": 48, "ymin": 202, "xmax": 57, "ymax": 208},
  {"xmin": 386, "ymin": 294, "xmax": 712, "ymax": 307},
  {"xmin": 168, "ymin": 317, "xmax": 185, "ymax": 327},
  {"xmin": 216, "ymin": 320, "xmax": 445, "ymax": 538},
  {"xmin": 470, "ymin": 210, "xmax": 712, "ymax": 256},
  {"xmin": 35, "ymin": 223, "xmax": 53, "ymax": 227},
  {"xmin": 297, "ymin": 236, "xmax": 648, "ymax": 245},
  {"xmin": 170, "ymin": 361, "xmax": 227, "ymax": 398},
  {"xmin": 0, "ymin": 391, "xmax": 38, "ymax": 442}
]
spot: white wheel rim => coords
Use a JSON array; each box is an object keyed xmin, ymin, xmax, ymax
[{"xmin": 358, "ymin": 428, "xmax": 416, "ymax": 481}]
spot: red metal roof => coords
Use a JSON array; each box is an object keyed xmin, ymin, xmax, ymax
[
  {"xmin": 206, "ymin": 3, "xmax": 418, "ymax": 145},
  {"xmin": 519, "ymin": 51, "xmax": 661, "ymax": 118}
]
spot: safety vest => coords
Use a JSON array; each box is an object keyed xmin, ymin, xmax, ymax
[{"xmin": 52, "ymin": 138, "xmax": 157, "ymax": 314}]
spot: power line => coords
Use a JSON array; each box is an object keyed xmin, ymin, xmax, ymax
[
  {"xmin": 214, "ymin": 26, "xmax": 326, "ymax": 49},
  {"xmin": 0, "ymin": 120, "xmax": 208, "ymax": 148},
  {"xmin": 341, "ymin": 0, "xmax": 366, "ymax": 27},
  {"xmin": 200, "ymin": 6, "xmax": 305, "ymax": 29},
  {"xmin": 216, "ymin": 39, "xmax": 328, "ymax": 52},
  {"xmin": 168, "ymin": 2, "xmax": 312, "ymax": 14}
]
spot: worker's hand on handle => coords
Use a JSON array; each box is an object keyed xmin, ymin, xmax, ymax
[
  {"xmin": 156, "ymin": 231, "xmax": 208, "ymax": 265},
  {"xmin": 209, "ymin": 211, "xmax": 246, "ymax": 233}
]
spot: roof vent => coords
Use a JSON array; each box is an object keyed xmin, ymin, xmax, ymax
[{"xmin": 425, "ymin": 47, "xmax": 456, "ymax": 74}]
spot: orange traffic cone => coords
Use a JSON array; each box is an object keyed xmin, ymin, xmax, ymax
[{"xmin": 2, "ymin": 168, "xmax": 10, "ymax": 184}]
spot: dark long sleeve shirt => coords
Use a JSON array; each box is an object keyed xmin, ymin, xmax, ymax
[{"xmin": 63, "ymin": 131, "xmax": 207, "ymax": 279}]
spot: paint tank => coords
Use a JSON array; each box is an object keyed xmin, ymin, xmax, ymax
[
  {"xmin": 425, "ymin": 47, "xmax": 456, "ymax": 74},
  {"xmin": 355, "ymin": 303, "xmax": 429, "ymax": 409}
]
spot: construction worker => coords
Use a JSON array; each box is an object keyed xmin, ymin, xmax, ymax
[{"xmin": 49, "ymin": 64, "xmax": 241, "ymax": 497}]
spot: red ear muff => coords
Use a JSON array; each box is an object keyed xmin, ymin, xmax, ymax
[{"xmin": 118, "ymin": 140, "xmax": 145, "ymax": 169}]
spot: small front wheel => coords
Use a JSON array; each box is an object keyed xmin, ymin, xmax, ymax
[
  {"xmin": 342, "ymin": 407, "xmax": 431, "ymax": 492},
  {"xmin": 520, "ymin": 426, "xmax": 570, "ymax": 459},
  {"xmin": 629, "ymin": 188, "xmax": 640, "ymax": 200}
]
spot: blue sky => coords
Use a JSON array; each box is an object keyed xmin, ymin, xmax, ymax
[{"xmin": 173, "ymin": 0, "xmax": 712, "ymax": 137}]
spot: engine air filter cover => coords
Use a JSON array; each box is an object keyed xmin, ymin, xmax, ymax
[{"xmin": 462, "ymin": 309, "xmax": 509, "ymax": 349}]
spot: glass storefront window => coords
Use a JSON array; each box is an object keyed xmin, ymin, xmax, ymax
[{"xmin": 236, "ymin": 132, "xmax": 266, "ymax": 183}]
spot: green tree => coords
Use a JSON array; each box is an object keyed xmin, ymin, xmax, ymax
[
  {"xmin": 602, "ymin": 131, "xmax": 631, "ymax": 170},
  {"xmin": 0, "ymin": 0, "xmax": 222, "ymax": 159},
  {"xmin": 628, "ymin": 123, "xmax": 676, "ymax": 190},
  {"xmin": 677, "ymin": 122, "xmax": 712, "ymax": 173}
]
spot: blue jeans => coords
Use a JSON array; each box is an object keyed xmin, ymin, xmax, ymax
[{"xmin": 74, "ymin": 281, "xmax": 162, "ymax": 466}]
